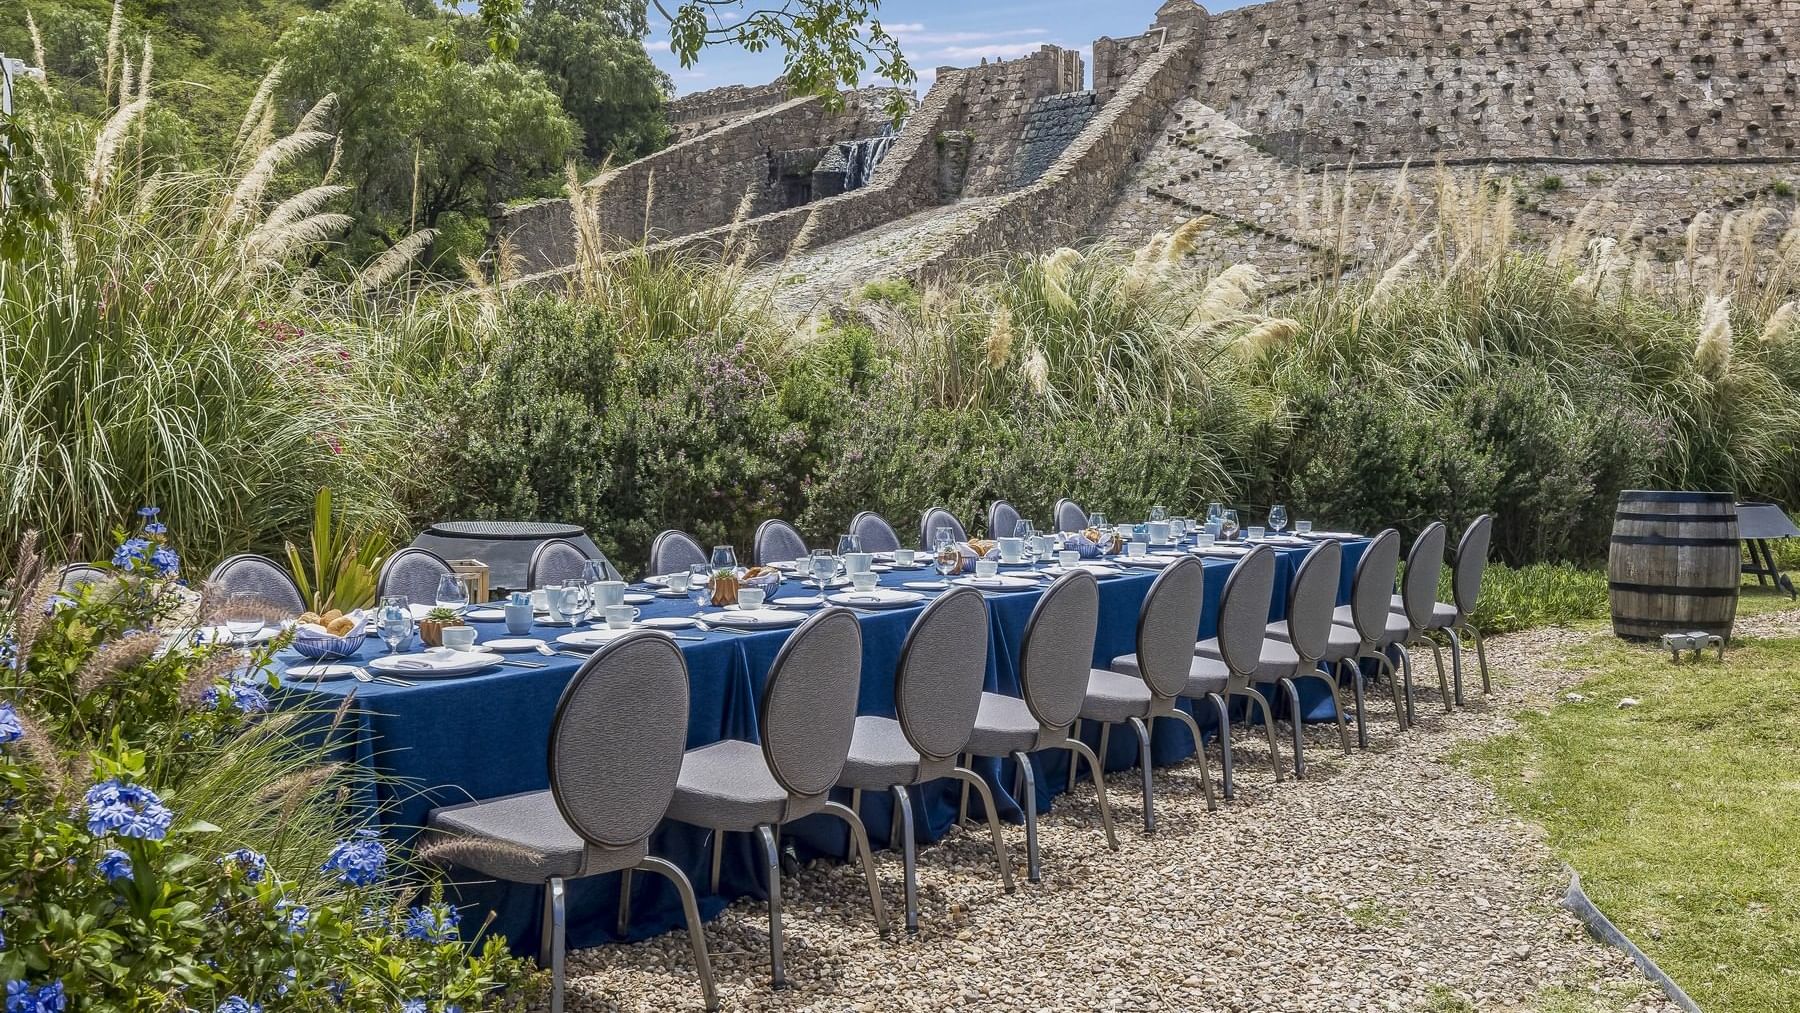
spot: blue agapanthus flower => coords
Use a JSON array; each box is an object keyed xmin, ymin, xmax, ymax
[
  {"xmin": 321, "ymin": 830, "xmax": 387, "ymax": 887},
  {"xmin": 0, "ymin": 703, "xmax": 22, "ymax": 745},
  {"xmin": 401, "ymin": 903, "xmax": 460, "ymax": 944},
  {"xmin": 215, "ymin": 997, "xmax": 260, "ymax": 1013},
  {"xmin": 5, "ymin": 980, "xmax": 66, "ymax": 1013},
  {"xmin": 111, "ymin": 538, "xmax": 150, "ymax": 569},
  {"xmin": 137, "ymin": 506, "xmax": 160, "ymax": 519},
  {"xmin": 83, "ymin": 779, "xmax": 175, "ymax": 841},
  {"xmin": 275, "ymin": 900, "xmax": 310, "ymax": 935},
  {"xmin": 401, "ymin": 1002, "xmax": 425, "ymax": 1013},
  {"xmin": 220, "ymin": 847, "xmax": 267, "ymax": 883},
  {"xmin": 201, "ymin": 682, "xmax": 270, "ymax": 715},
  {"xmin": 143, "ymin": 522, "xmax": 167, "ymax": 535},
  {"xmin": 275, "ymin": 967, "xmax": 296, "ymax": 997},
  {"xmin": 149, "ymin": 546, "xmax": 180, "ymax": 577},
  {"xmin": 98, "ymin": 849, "xmax": 133, "ymax": 883}
]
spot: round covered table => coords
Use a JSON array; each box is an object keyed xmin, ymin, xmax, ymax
[{"xmin": 410, "ymin": 521, "xmax": 603, "ymax": 594}]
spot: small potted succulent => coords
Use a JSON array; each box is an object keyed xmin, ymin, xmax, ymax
[{"xmin": 418, "ymin": 606, "xmax": 465, "ymax": 647}]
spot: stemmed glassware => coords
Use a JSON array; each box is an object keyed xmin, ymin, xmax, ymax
[
  {"xmin": 934, "ymin": 533, "xmax": 961, "ymax": 583},
  {"xmin": 1220, "ymin": 509, "xmax": 1241, "ymax": 541},
  {"xmin": 1015, "ymin": 519, "xmax": 1038, "ymax": 571},
  {"xmin": 710, "ymin": 545, "xmax": 738, "ymax": 573},
  {"xmin": 688, "ymin": 563, "xmax": 712, "ymax": 611},
  {"xmin": 377, "ymin": 595, "xmax": 412, "ymax": 654},
  {"xmin": 1269, "ymin": 504, "xmax": 1289, "ymax": 537},
  {"xmin": 224, "ymin": 592, "xmax": 265, "ymax": 647},
  {"xmin": 434, "ymin": 574, "xmax": 469, "ymax": 614},
  {"xmin": 837, "ymin": 533, "xmax": 860, "ymax": 557},
  {"xmin": 1088, "ymin": 512, "xmax": 1108, "ymax": 531},
  {"xmin": 811, "ymin": 548, "xmax": 838, "ymax": 597},
  {"xmin": 1149, "ymin": 504, "xmax": 1167, "ymax": 524}
]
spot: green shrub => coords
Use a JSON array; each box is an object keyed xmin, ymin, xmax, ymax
[{"xmin": 1440, "ymin": 561, "xmax": 1611, "ymax": 635}]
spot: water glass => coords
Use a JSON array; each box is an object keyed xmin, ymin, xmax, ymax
[
  {"xmin": 1247, "ymin": 525, "xmax": 1266, "ymax": 541},
  {"xmin": 1058, "ymin": 549, "xmax": 1079, "ymax": 569},
  {"xmin": 1149, "ymin": 504, "xmax": 1167, "ymax": 523},
  {"xmin": 1127, "ymin": 541, "xmax": 1148, "ymax": 558},
  {"xmin": 1196, "ymin": 532, "xmax": 1216, "ymax": 549},
  {"xmin": 812, "ymin": 549, "xmax": 838, "ymax": 595},
  {"xmin": 1220, "ymin": 509, "xmax": 1241, "ymax": 541},
  {"xmin": 1207, "ymin": 502, "xmax": 1224, "ymax": 525},
  {"xmin": 1269, "ymin": 504, "xmax": 1289, "ymax": 535},
  {"xmin": 1296, "ymin": 520, "xmax": 1314, "ymax": 536},
  {"xmin": 377, "ymin": 597, "xmax": 412, "ymax": 653},
  {"xmin": 933, "ymin": 526, "xmax": 956, "ymax": 552},
  {"xmin": 593, "ymin": 580, "xmax": 626, "ymax": 608},
  {"xmin": 710, "ymin": 545, "xmax": 738, "ymax": 572},
  {"xmin": 559, "ymin": 580, "xmax": 589, "ymax": 623},
  {"xmin": 224, "ymin": 592, "xmax": 266, "ymax": 645},
  {"xmin": 688, "ymin": 564, "xmax": 713, "ymax": 610},
  {"xmin": 434, "ymin": 574, "xmax": 469, "ymax": 613},
  {"xmin": 934, "ymin": 540, "xmax": 962, "ymax": 579},
  {"xmin": 1088, "ymin": 512, "xmax": 1108, "ymax": 530},
  {"xmin": 974, "ymin": 559, "xmax": 999, "ymax": 579},
  {"xmin": 580, "ymin": 560, "xmax": 610, "ymax": 585},
  {"xmin": 837, "ymin": 533, "xmax": 861, "ymax": 558}
]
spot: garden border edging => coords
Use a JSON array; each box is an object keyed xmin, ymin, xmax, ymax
[{"xmin": 1562, "ymin": 866, "xmax": 1702, "ymax": 1013}]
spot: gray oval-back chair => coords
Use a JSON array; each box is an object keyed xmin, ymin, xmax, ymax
[
  {"xmin": 1183, "ymin": 546, "xmax": 1281, "ymax": 798},
  {"xmin": 425, "ymin": 632, "xmax": 716, "ymax": 1013},
  {"xmin": 1053, "ymin": 498, "xmax": 1088, "ymax": 533},
  {"xmin": 58, "ymin": 563, "xmax": 110, "ymax": 592},
  {"xmin": 528, "ymin": 537, "xmax": 622, "ymax": 589},
  {"xmin": 376, "ymin": 547, "xmax": 454, "ymax": 606},
  {"xmin": 918, "ymin": 506, "xmax": 968, "ymax": 549},
  {"xmin": 1076, "ymin": 556, "xmax": 1217, "ymax": 833},
  {"xmin": 206, "ymin": 553, "xmax": 305, "ymax": 615},
  {"xmin": 1388, "ymin": 521, "xmax": 1452, "ymax": 722},
  {"xmin": 649, "ymin": 529, "xmax": 708, "ymax": 576},
  {"xmin": 987, "ymin": 500, "xmax": 1022, "ymax": 540},
  {"xmin": 665, "ymin": 607, "xmax": 888, "ymax": 988},
  {"xmin": 753, "ymin": 519, "xmax": 809, "ymax": 567},
  {"xmin": 960, "ymin": 570, "xmax": 1118, "ymax": 883},
  {"xmin": 1451, "ymin": 514, "xmax": 1494, "ymax": 697},
  {"xmin": 1238, "ymin": 540, "xmax": 1346, "ymax": 780},
  {"xmin": 1328, "ymin": 528, "xmax": 1409, "ymax": 739},
  {"xmin": 837, "ymin": 587, "xmax": 1014, "ymax": 932},
  {"xmin": 849, "ymin": 511, "xmax": 902, "ymax": 553}
]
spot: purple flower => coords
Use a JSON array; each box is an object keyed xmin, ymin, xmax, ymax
[
  {"xmin": 98, "ymin": 849, "xmax": 133, "ymax": 883},
  {"xmin": 5, "ymin": 981, "xmax": 65, "ymax": 1013},
  {"xmin": 275, "ymin": 900, "xmax": 310, "ymax": 935},
  {"xmin": 401, "ymin": 903, "xmax": 460, "ymax": 944},
  {"xmin": 149, "ymin": 546, "xmax": 180, "ymax": 577},
  {"xmin": 83, "ymin": 779, "xmax": 174, "ymax": 841},
  {"xmin": 219, "ymin": 848, "xmax": 267, "ymax": 883},
  {"xmin": 136, "ymin": 506, "xmax": 160, "ymax": 519},
  {"xmin": 201, "ymin": 682, "xmax": 269, "ymax": 715},
  {"xmin": 0, "ymin": 703, "xmax": 21, "ymax": 745},
  {"xmin": 111, "ymin": 538, "xmax": 150, "ymax": 569},
  {"xmin": 215, "ymin": 998, "xmax": 260, "ymax": 1013},
  {"xmin": 402, "ymin": 1002, "xmax": 425, "ymax": 1013},
  {"xmin": 143, "ymin": 522, "xmax": 167, "ymax": 535},
  {"xmin": 321, "ymin": 830, "xmax": 387, "ymax": 886}
]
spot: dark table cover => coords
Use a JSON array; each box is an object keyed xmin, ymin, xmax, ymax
[{"xmin": 289, "ymin": 537, "xmax": 1367, "ymax": 958}]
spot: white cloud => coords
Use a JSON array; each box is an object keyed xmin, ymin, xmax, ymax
[
  {"xmin": 927, "ymin": 42, "xmax": 1052, "ymax": 61},
  {"xmin": 891, "ymin": 26, "xmax": 1049, "ymax": 46},
  {"xmin": 645, "ymin": 38, "xmax": 672, "ymax": 53}
]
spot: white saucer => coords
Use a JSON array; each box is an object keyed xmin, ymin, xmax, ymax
[
  {"xmin": 485, "ymin": 637, "xmax": 548, "ymax": 652},
  {"xmin": 285, "ymin": 662, "xmax": 361, "ymax": 680},
  {"xmin": 639, "ymin": 617, "xmax": 699, "ymax": 630}
]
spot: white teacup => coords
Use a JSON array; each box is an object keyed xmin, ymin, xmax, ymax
[
  {"xmin": 1147, "ymin": 521, "xmax": 1172, "ymax": 545},
  {"xmin": 603, "ymin": 604, "xmax": 635, "ymax": 630},
  {"xmin": 441, "ymin": 626, "xmax": 477, "ymax": 651},
  {"xmin": 1246, "ymin": 526, "xmax": 1265, "ymax": 542},
  {"xmin": 844, "ymin": 552, "xmax": 874, "ymax": 576},
  {"xmin": 1196, "ymin": 533, "xmax": 1216, "ymax": 548},
  {"xmin": 975, "ymin": 559, "xmax": 999, "ymax": 579},
  {"xmin": 665, "ymin": 572, "xmax": 690, "ymax": 593},
  {"xmin": 529, "ymin": 589, "xmax": 550, "ymax": 612},
  {"xmin": 1127, "ymin": 541, "xmax": 1148, "ymax": 558},
  {"xmin": 892, "ymin": 548, "xmax": 916, "ymax": 566},
  {"xmin": 997, "ymin": 537, "xmax": 1024, "ymax": 563},
  {"xmin": 736, "ymin": 586, "xmax": 766, "ymax": 609},
  {"xmin": 593, "ymin": 580, "xmax": 627, "ymax": 607},
  {"xmin": 1058, "ymin": 550, "xmax": 1079, "ymax": 568},
  {"xmin": 851, "ymin": 571, "xmax": 879, "ymax": 591}
]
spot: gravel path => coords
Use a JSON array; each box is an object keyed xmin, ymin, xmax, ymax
[{"xmin": 565, "ymin": 628, "xmax": 1682, "ymax": 1013}]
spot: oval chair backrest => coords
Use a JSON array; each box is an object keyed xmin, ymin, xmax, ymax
[
  {"xmin": 58, "ymin": 564, "xmax": 109, "ymax": 592},
  {"xmin": 1284, "ymin": 540, "xmax": 1344, "ymax": 664},
  {"xmin": 377, "ymin": 547, "xmax": 454, "ymax": 606},
  {"xmin": 528, "ymin": 538, "xmax": 595, "ymax": 590},
  {"xmin": 850, "ymin": 511, "xmax": 902, "ymax": 553},
  {"xmin": 1215, "ymin": 546, "xmax": 1278, "ymax": 679},
  {"xmin": 1451, "ymin": 514, "xmax": 1494, "ymax": 621},
  {"xmin": 648, "ymin": 529, "xmax": 707, "ymax": 576},
  {"xmin": 988, "ymin": 501, "xmax": 1021, "ymax": 540},
  {"xmin": 1348, "ymin": 529, "xmax": 1402, "ymax": 644},
  {"xmin": 206, "ymin": 553, "xmax": 305, "ymax": 615},
  {"xmin": 1400, "ymin": 522, "xmax": 1448, "ymax": 630},
  {"xmin": 1018, "ymin": 570, "xmax": 1100, "ymax": 730},
  {"xmin": 919, "ymin": 507, "xmax": 968, "ymax": 549},
  {"xmin": 754, "ymin": 519, "xmax": 808, "ymax": 566},
  {"xmin": 1053, "ymin": 499, "xmax": 1088, "ymax": 533},
  {"xmin": 548, "ymin": 631, "xmax": 690, "ymax": 850},
  {"xmin": 760, "ymin": 608, "xmax": 864, "ymax": 799},
  {"xmin": 894, "ymin": 587, "xmax": 991, "ymax": 761},
  {"xmin": 1134, "ymin": 556, "xmax": 1209, "ymax": 699}
]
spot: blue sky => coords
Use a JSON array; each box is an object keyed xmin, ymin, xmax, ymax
[{"xmin": 645, "ymin": 0, "xmax": 1256, "ymax": 96}]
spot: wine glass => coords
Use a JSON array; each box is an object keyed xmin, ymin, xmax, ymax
[
  {"xmin": 1207, "ymin": 502, "xmax": 1224, "ymax": 524},
  {"xmin": 377, "ymin": 596, "xmax": 412, "ymax": 654},
  {"xmin": 710, "ymin": 545, "xmax": 738, "ymax": 573},
  {"xmin": 1014, "ymin": 519, "xmax": 1037, "ymax": 569},
  {"xmin": 1220, "ymin": 509, "xmax": 1241, "ymax": 541},
  {"xmin": 934, "ymin": 537, "xmax": 962, "ymax": 581},
  {"xmin": 811, "ymin": 549, "xmax": 837, "ymax": 597},
  {"xmin": 434, "ymin": 574, "xmax": 468, "ymax": 614},
  {"xmin": 223, "ymin": 592, "xmax": 265, "ymax": 647},
  {"xmin": 559, "ymin": 579, "xmax": 590, "ymax": 624},
  {"xmin": 688, "ymin": 564, "xmax": 712, "ymax": 611},
  {"xmin": 1088, "ymin": 512, "xmax": 1108, "ymax": 530},
  {"xmin": 1269, "ymin": 504, "xmax": 1289, "ymax": 536},
  {"xmin": 1149, "ymin": 504, "xmax": 1167, "ymax": 524},
  {"xmin": 837, "ymin": 533, "xmax": 860, "ymax": 557},
  {"xmin": 933, "ymin": 526, "xmax": 956, "ymax": 552}
]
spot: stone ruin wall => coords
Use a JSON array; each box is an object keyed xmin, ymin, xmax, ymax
[{"xmin": 666, "ymin": 79, "xmax": 793, "ymax": 142}]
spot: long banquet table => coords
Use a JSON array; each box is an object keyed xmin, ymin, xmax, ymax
[{"xmin": 289, "ymin": 536, "xmax": 1368, "ymax": 958}]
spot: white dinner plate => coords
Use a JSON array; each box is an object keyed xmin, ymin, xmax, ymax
[
  {"xmin": 195, "ymin": 624, "xmax": 284, "ymax": 645},
  {"xmin": 901, "ymin": 580, "xmax": 950, "ymax": 591},
  {"xmin": 485, "ymin": 637, "xmax": 548, "ymax": 652},
  {"xmin": 284, "ymin": 662, "xmax": 361, "ymax": 681},
  {"xmin": 952, "ymin": 575, "xmax": 1038, "ymax": 591},
  {"xmin": 622, "ymin": 593, "xmax": 655, "ymax": 605},
  {"xmin": 465, "ymin": 608, "xmax": 509, "ymax": 622},
  {"xmin": 639, "ymin": 616, "xmax": 699, "ymax": 630},
  {"xmin": 368, "ymin": 648, "xmax": 499, "ymax": 678},
  {"xmin": 695, "ymin": 608, "xmax": 806, "ymax": 628},
  {"xmin": 1194, "ymin": 545, "xmax": 1252, "ymax": 557},
  {"xmin": 555, "ymin": 629, "xmax": 636, "ymax": 649},
  {"xmin": 652, "ymin": 588, "xmax": 691, "ymax": 598},
  {"xmin": 771, "ymin": 595, "xmax": 825, "ymax": 609},
  {"xmin": 827, "ymin": 589, "xmax": 925, "ymax": 609},
  {"xmin": 1043, "ymin": 564, "xmax": 1124, "ymax": 578},
  {"xmin": 1299, "ymin": 531, "xmax": 1360, "ymax": 540}
]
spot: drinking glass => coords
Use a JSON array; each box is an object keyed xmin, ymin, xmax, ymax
[
  {"xmin": 1015, "ymin": 520, "xmax": 1038, "ymax": 568},
  {"xmin": 1088, "ymin": 512, "xmax": 1108, "ymax": 530},
  {"xmin": 837, "ymin": 533, "xmax": 860, "ymax": 557},
  {"xmin": 811, "ymin": 549, "xmax": 838, "ymax": 596},
  {"xmin": 1296, "ymin": 520, "xmax": 1314, "ymax": 536},
  {"xmin": 560, "ymin": 579, "xmax": 590, "ymax": 624},
  {"xmin": 434, "ymin": 574, "xmax": 468, "ymax": 614},
  {"xmin": 581, "ymin": 559, "xmax": 609, "ymax": 585},
  {"xmin": 710, "ymin": 545, "xmax": 738, "ymax": 573},
  {"xmin": 933, "ymin": 526, "xmax": 956, "ymax": 551},
  {"xmin": 1149, "ymin": 504, "xmax": 1167, "ymax": 524},
  {"xmin": 1269, "ymin": 504, "xmax": 1289, "ymax": 536},
  {"xmin": 934, "ymin": 538, "xmax": 962, "ymax": 580},
  {"xmin": 377, "ymin": 596, "xmax": 412, "ymax": 654},
  {"xmin": 1207, "ymin": 502, "xmax": 1224, "ymax": 524},
  {"xmin": 688, "ymin": 564, "xmax": 712, "ymax": 611},
  {"xmin": 1220, "ymin": 509, "xmax": 1241, "ymax": 541},
  {"xmin": 224, "ymin": 592, "xmax": 265, "ymax": 646}
]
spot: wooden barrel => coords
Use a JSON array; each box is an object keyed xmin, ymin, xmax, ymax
[{"xmin": 1608, "ymin": 490, "xmax": 1740, "ymax": 642}]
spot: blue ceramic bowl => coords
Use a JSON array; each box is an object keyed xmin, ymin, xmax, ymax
[{"xmin": 293, "ymin": 632, "xmax": 367, "ymax": 660}]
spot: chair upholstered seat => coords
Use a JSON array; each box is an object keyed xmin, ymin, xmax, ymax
[
  {"xmin": 668, "ymin": 740, "xmax": 829, "ymax": 831},
  {"xmin": 1390, "ymin": 594, "xmax": 1458, "ymax": 628},
  {"xmin": 1079, "ymin": 668, "xmax": 1153, "ymax": 724},
  {"xmin": 838, "ymin": 716, "xmax": 953, "ymax": 789},
  {"xmin": 1269, "ymin": 619, "xmax": 1360, "ymax": 660},
  {"xmin": 964, "ymin": 691, "xmax": 1050, "ymax": 755},
  {"xmin": 1109, "ymin": 651, "xmax": 1231, "ymax": 696},
  {"xmin": 427, "ymin": 790, "xmax": 646, "ymax": 882},
  {"xmin": 1196, "ymin": 635, "xmax": 1300, "ymax": 681},
  {"xmin": 1333, "ymin": 604, "xmax": 1407, "ymax": 641}
]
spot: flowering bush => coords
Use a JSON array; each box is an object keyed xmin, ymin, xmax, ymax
[{"xmin": 0, "ymin": 519, "xmax": 541, "ymax": 1010}]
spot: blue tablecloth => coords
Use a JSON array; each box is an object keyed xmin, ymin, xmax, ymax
[{"xmin": 289, "ymin": 537, "xmax": 1367, "ymax": 958}]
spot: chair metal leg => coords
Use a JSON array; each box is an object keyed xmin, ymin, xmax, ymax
[
  {"xmin": 636, "ymin": 855, "xmax": 720, "ymax": 1012},
  {"xmin": 1464, "ymin": 622, "xmax": 1490, "ymax": 694},
  {"xmin": 1234, "ymin": 688, "xmax": 1283, "ymax": 782},
  {"xmin": 1126, "ymin": 716, "xmax": 1155, "ymax": 834},
  {"xmin": 1065, "ymin": 737, "xmax": 1120, "ymax": 851},
  {"xmin": 1396, "ymin": 644, "xmax": 1417, "ymax": 725},
  {"xmin": 1344, "ymin": 659, "xmax": 1368, "ymax": 748},
  {"xmin": 1302, "ymin": 662, "xmax": 1352, "ymax": 754},
  {"xmin": 849, "ymin": 787, "xmax": 862, "ymax": 825},
  {"xmin": 823, "ymin": 800, "xmax": 891, "ymax": 936},
  {"xmin": 544, "ymin": 877, "xmax": 566, "ymax": 1013},
  {"xmin": 1444, "ymin": 628, "xmax": 1465, "ymax": 707},
  {"xmin": 1010, "ymin": 749, "xmax": 1040, "ymax": 883},
  {"xmin": 1374, "ymin": 651, "xmax": 1407, "ymax": 731},
  {"xmin": 1171, "ymin": 708, "xmax": 1217, "ymax": 811},
  {"xmin": 957, "ymin": 752, "xmax": 972, "ymax": 826},
  {"xmin": 1095, "ymin": 722, "xmax": 1112, "ymax": 783},
  {"xmin": 1209, "ymin": 691, "xmax": 1235, "ymax": 799},
  {"xmin": 1278, "ymin": 677, "xmax": 1306, "ymax": 780},
  {"xmin": 617, "ymin": 868, "xmax": 634, "ymax": 937},
  {"xmin": 889, "ymin": 785, "xmax": 919, "ymax": 933},
  {"xmin": 1425, "ymin": 635, "xmax": 1451, "ymax": 713},
  {"xmin": 710, "ymin": 830, "xmax": 724, "ymax": 894},
  {"xmin": 951, "ymin": 765, "xmax": 1015, "ymax": 892},
  {"xmin": 756, "ymin": 824, "xmax": 786, "ymax": 989},
  {"xmin": 1067, "ymin": 719, "xmax": 1083, "ymax": 791}
]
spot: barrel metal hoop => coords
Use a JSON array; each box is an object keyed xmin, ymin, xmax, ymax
[
  {"xmin": 1617, "ymin": 491, "xmax": 1737, "ymax": 504},
  {"xmin": 1609, "ymin": 535, "xmax": 1742, "ymax": 547},
  {"xmin": 1611, "ymin": 510, "xmax": 1738, "ymax": 523},
  {"xmin": 1608, "ymin": 581, "xmax": 1740, "ymax": 598}
]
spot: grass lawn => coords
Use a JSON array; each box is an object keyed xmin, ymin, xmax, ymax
[{"xmin": 1471, "ymin": 586, "xmax": 1800, "ymax": 1013}]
